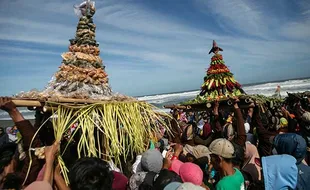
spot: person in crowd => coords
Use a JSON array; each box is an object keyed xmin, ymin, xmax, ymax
[
  {"xmin": 241, "ymin": 142, "xmax": 262, "ymax": 189},
  {"xmin": 271, "ymin": 133, "xmax": 310, "ymax": 189},
  {"xmin": 153, "ymin": 169, "xmax": 183, "ymax": 190},
  {"xmin": 179, "ymin": 121, "xmax": 195, "ymax": 146},
  {"xmin": 276, "ymin": 117, "xmax": 289, "ymax": 134},
  {"xmin": 0, "ymin": 127, "xmax": 9, "ymax": 146},
  {"xmin": 25, "ymin": 141, "xmax": 61, "ymax": 190},
  {"xmin": 6, "ymin": 126, "xmax": 19, "ymax": 142},
  {"xmin": 69, "ymin": 157, "xmax": 114, "ymax": 190},
  {"xmin": 244, "ymin": 123, "xmax": 256, "ymax": 145},
  {"xmin": 129, "ymin": 149, "xmax": 163, "ymax": 189},
  {"xmin": 261, "ymin": 154, "xmax": 298, "ymax": 190},
  {"xmin": 223, "ymin": 116, "xmax": 234, "ymax": 141},
  {"xmin": 187, "ymin": 112, "xmax": 196, "ymax": 123},
  {"xmin": 273, "ymin": 85, "xmax": 281, "ymax": 98},
  {"xmin": 193, "ymin": 156, "xmax": 215, "ymax": 190},
  {"xmin": 168, "ymin": 109, "xmax": 182, "ymax": 144},
  {"xmin": 251, "ymin": 104, "xmax": 277, "ymax": 157},
  {"xmin": 0, "ymin": 97, "xmax": 42, "ymax": 187},
  {"xmin": 209, "ymin": 138, "xmax": 245, "ymax": 190},
  {"xmin": 178, "ymin": 163, "xmax": 203, "ymax": 186},
  {"xmin": 3, "ymin": 92, "xmax": 310, "ymax": 190},
  {"xmin": 300, "ymin": 112, "xmax": 310, "ymax": 150}
]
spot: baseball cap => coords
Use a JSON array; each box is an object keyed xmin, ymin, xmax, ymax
[
  {"xmin": 209, "ymin": 138, "xmax": 235, "ymax": 158},
  {"xmin": 170, "ymin": 159, "xmax": 184, "ymax": 175},
  {"xmin": 141, "ymin": 149, "xmax": 163, "ymax": 173},
  {"xmin": 302, "ymin": 112, "xmax": 310, "ymax": 122},
  {"xmin": 179, "ymin": 163, "xmax": 203, "ymax": 185},
  {"xmin": 182, "ymin": 145, "xmax": 211, "ymax": 160}
]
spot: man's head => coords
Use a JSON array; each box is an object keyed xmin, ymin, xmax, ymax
[
  {"xmin": 276, "ymin": 118, "xmax": 288, "ymax": 133},
  {"xmin": 272, "ymin": 133, "xmax": 307, "ymax": 164},
  {"xmin": 231, "ymin": 142, "xmax": 245, "ymax": 169},
  {"xmin": 141, "ymin": 149, "xmax": 163, "ymax": 173},
  {"xmin": 0, "ymin": 143, "xmax": 17, "ymax": 174},
  {"xmin": 179, "ymin": 163, "xmax": 203, "ymax": 185},
  {"xmin": 153, "ymin": 169, "xmax": 182, "ymax": 190},
  {"xmin": 2, "ymin": 173, "xmax": 22, "ymax": 190},
  {"xmin": 302, "ymin": 112, "xmax": 310, "ymax": 124},
  {"xmin": 69, "ymin": 157, "xmax": 113, "ymax": 190},
  {"xmin": 209, "ymin": 138, "xmax": 235, "ymax": 171}
]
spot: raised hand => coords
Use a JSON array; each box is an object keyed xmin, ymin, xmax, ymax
[
  {"xmin": 213, "ymin": 100, "xmax": 219, "ymax": 115},
  {"xmin": 172, "ymin": 143, "xmax": 183, "ymax": 157},
  {"xmin": 45, "ymin": 141, "xmax": 60, "ymax": 164},
  {"xmin": 0, "ymin": 97, "xmax": 16, "ymax": 112},
  {"xmin": 163, "ymin": 151, "xmax": 173, "ymax": 169},
  {"xmin": 233, "ymin": 98, "xmax": 240, "ymax": 109}
]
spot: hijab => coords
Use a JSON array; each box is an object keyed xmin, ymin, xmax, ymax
[{"xmin": 242, "ymin": 142, "xmax": 262, "ymax": 181}]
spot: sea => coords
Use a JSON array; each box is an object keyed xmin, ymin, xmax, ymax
[{"xmin": 0, "ymin": 78, "xmax": 310, "ymax": 122}]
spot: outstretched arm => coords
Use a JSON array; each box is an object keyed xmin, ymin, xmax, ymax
[
  {"xmin": 233, "ymin": 99, "xmax": 246, "ymax": 147},
  {"xmin": 0, "ymin": 97, "xmax": 42, "ymax": 185},
  {"xmin": 0, "ymin": 97, "xmax": 24, "ymax": 123},
  {"xmin": 213, "ymin": 101, "xmax": 222, "ymax": 133}
]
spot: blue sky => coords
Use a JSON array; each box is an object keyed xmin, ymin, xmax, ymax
[{"xmin": 0, "ymin": 0, "xmax": 310, "ymax": 96}]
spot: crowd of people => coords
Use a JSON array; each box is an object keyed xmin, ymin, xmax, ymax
[{"xmin": 0, "ymin": 95, "xmax": 310, "ymax": 190}]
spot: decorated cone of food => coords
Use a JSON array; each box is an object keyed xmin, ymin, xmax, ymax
[
  {"xmin": 198, "ymin": 40, "xmax": 245, "ymax": 101},
  {"xmin": 12, "ymin": 0, "xmax": 172, "ymax": 186},
  {"xmin": 40, "ymin": 0, "xmax": 112, "ymax": 99}
]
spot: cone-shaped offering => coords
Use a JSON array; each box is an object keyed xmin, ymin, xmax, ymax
[
  {"xmin": 187, "ymin": 40, "xmax": 245, "ymax": 104},
  {"xmin": 42, "ymin": 0, "xmax": 112, "ymax": 99},
  {"xmin": 200, "ymin": 41, "xmax": 245, "ymax": 99},
  {"xmin": 11, "ymin": 1, "xmax": 172, "ymax": 187},
  {"xmin": 17, "ymin": 0, "xmax": 114, "ymax": 99}
]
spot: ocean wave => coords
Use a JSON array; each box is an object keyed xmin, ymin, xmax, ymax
[
  {"xmin": 0, "ymin": 78, "xmax": 309, "ymax": 120},
  {"xmin": 138, "ymin": 91, "xmax": 199, "ymax": 101}
]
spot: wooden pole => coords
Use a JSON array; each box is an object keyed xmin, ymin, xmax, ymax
[
  {"xmin": 9, "ymin": 97, "xmax": 141, "ymax": 108},
  {"xmin": 47, "ymin": 97, "xmax": 140, "ymax": 104},
  {"xmin": 163, "ymin": 105, "xmax": 188, "ymax": 109},
  {"xmin": 12, "ymin": 100, "xmax": 43, "ymax": 107}
]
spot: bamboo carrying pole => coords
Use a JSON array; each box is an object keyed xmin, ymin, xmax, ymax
[
  {"xmin": 47, "ymin": 97, "xmax": 140, "ymax": 104},
  {"xmin": 164, "ymin": 105, "xmax": 188, "ymax": 109},
  {"xmin": 12, "ymin": 100, "xmax": 43, "ymax": 107},
  {"xmin": 10, "ymin": 97, "xmax": 142, "ymax": 108}
]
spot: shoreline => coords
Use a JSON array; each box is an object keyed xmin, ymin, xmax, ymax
[
  {"xmin": 136, "ymin": 77, "xmax": 310, "ymax": 98},
  {"xmin": 0, "ymin": 119, "xmax": 35, "ymax": 128}
]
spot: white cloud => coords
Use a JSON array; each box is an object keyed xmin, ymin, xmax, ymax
[
  {"xmin": 279, "ymin": 21, "xmax": 310, "ymax": 40},
  {"xmin": 194, "ymin": 0, "xmax": 267, "ymax": 37}
]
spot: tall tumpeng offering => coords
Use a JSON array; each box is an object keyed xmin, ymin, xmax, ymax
[
  {"xmin": 175, "ymin": 40, "xmax": 247, "ymax": 110},
  {"xmin": 10, "ymin": 0, "xmax": 171, "ymax": 186},
  {"xmin": 199, "ymin": 40, "xmax": 245, "ymax": 100},
  {"xmin": 43, "ymin": 0, "xmax": 112, "ymax": 99}
]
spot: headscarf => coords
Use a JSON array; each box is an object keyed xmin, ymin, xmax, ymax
[{"xmin": 242, "ymin": 142, "xmax": 261, "ymax": 181}]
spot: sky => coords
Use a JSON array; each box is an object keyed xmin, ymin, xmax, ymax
[{"xmin": 0, "ymin": 0, "xmax": 310, "ymax": 97}]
